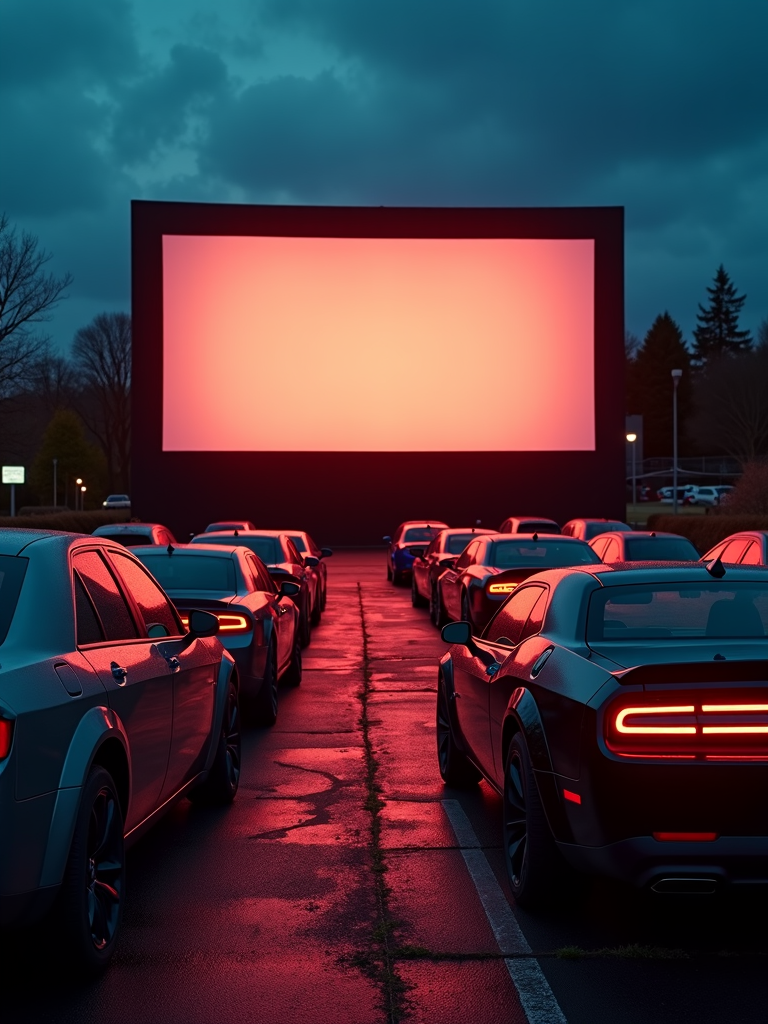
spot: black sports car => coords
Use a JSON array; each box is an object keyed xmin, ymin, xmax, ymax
[
  {"xmin": 409, "ymin": 527, "xmax": 495, "ymax": 625},
  {"xmin": 437, "ymin": 532, "xmax": 600, "ymax": 633},
  {"xmin": 437, "ymin": 563, "xmax": 768, "ymax": 906}
]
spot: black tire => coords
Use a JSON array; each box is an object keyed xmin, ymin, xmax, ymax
[
  {"xmin": 460, "ymin": 589, "xmax": 474, "ymax": 630},
  {"xmin": 283, "ymin": 631, "xmax": 303, "ymax": 686},
  {"xmin": 503, "ymin": 734, "xmax": 564, "ymax": 908},
  {"xmin": 436, "ymin": 675, "xmax": 481, "ymax": 787},
  {"xmin": 431, "ymin": 583, "xmax": 448, "ymax": 628},
  {"xmin": 311, "ymin": 590, "xmax": 322, "ymax": 626},
  {"xmin": 251, "ymin": 642, "xmax": 279, "ymax": 726},
  {"xmin": 55, "ymin": 765, "xmax": 125, "ymax": 972},
  {"xmin": 392, "ymin": 568, "xmax": 403, "ymax": 586},
  {"xmin": 411, "ymin": 573, "xmax": 428, "ymax": 608},
  {"xmin": 386, "ymin": 562, "xmax": 392, "ymax": 581},
  {"xmin": 191, "ymin": 679, "xmax": 242, "ymax": 804},
  {"xmin": 321, "ymin": 583, "xmax": 327, "ymax": 612}
]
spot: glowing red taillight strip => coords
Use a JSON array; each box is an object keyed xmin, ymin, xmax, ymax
[
  {"xmin": 653, "ymin": 832, "xmax": 718, "ymax": 842},
  {"xmin": 488, "ymin": 582, "xmax": 517, "ymax": 594},
  {"xmin": 563, "ymin": 789, "xmax": 581, "ymax": 804},
  {"xmin": 179, "ymin": 613, "xmax": 250, "ymax": 633},
  {"xmin": 615, "ymin": 706, "xmax": 695, "ymax": 735},
  {"xmin": 702, "ymin": 726, "xmax": 768, "ymax": 734},
  {"xmin": 0, "ymin": 719, "xmax": 12, "ymax": 759},
  {"xmin": 701, "ymin": 704, "xmax": 768, "ymax": 712}
]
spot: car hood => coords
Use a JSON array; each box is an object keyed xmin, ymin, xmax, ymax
[{"xmin": 587, "ymin": 640, "xmax": 768, "ymax": 670}]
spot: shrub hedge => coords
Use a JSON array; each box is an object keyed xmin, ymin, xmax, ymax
[
  {"xmin": 0, "ymin": 510, "xmax": 131, "ymax": 534},
  {"xmin": 646, "ymin": 513, "xmax": 768, "ymax": 554}
]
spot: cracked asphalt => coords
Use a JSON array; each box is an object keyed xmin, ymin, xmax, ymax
[{"xmin": 4, "ymin": 551, "xmax": 767, "ymax": 1023}]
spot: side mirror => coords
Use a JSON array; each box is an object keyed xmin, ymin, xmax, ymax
[
  {"xmin": 303, "ymin": 555, "xmax": 320, "ymax": 567},
  {"xmin": 382, "ymin": 536, "xmax": 391, "ymax": 544},
  {"xmin": 321, "ymin": 547, "xmax": 333, "ymax": 558},
  {"xmin": 279, "ymin": 580, "xmax": 301, "ymax": 598},
  {"xmin": 441, "ymin": 620, "xmax": 472, "ymax": 646},
  {"xmin": 181, "ymin": 608, "xmax": 219, "ymax": 647}
]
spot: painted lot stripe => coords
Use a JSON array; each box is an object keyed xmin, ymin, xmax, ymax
[{"xmin": 442, "ymin": 799, "xmax": 568, "ymax": 1024}]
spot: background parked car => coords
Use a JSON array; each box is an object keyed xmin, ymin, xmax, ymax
[
  {"xmin": 687, "ymin": 485, "xmax": 734, "ymax": 507},
  {"xmin": 702, "ymin": 531, "xmax": 768, "ymax": 566},
  {"xmin": 561, "ymin": 519, "xmax": 632, "ymax": 541},
  {"xmin": 409, "ymin": 527, "xmax": 495, "ymax": 624},
  {"xmin": 134, "ymin": 544, "xmax": 302, "ymax": 723},
  {"xmin": 191, "ymin": 530, "xmax": 318, "ymax": 646},
  {"xmin": 284, "ymin": 530, "xmax": 333, "ymax": 620},
  {"xmin": 498, "ymin": 516, "xmax": 561, "ymax": 534},
  {"xmin": 204, "ymin": 521, "xmax": 256, "ymax": 533},
  {"xmin": 102, "ymin": 494, "xmax": 131, "ymax": 509},
  {"xmin": 590, "ymin": 530, "xmax": 700, "ymax": 563},
  {"xmin": 384, "ymin": 521, "xmax": 449, "ymax": 585},
  {"xmin": 92, "ymin": 522, "xmax": 177, "ymax": 547},
  {"xmin": 0, "ymin": 529, "xmax": 239, "ymax": 970}
]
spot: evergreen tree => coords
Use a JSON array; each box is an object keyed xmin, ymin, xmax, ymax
[
  {"xmin": 627, "ymin": 312, "xmax": 692, "ymax": 457},
  {"xmin": 692, "ymin": 265, "xmax": 752, "ymax": 363}
]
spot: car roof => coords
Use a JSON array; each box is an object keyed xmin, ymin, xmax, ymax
[
  {"xmin": 438, "ymin": 527, "xmax": 495, "ymax": 536},
  {"xmin": 527, "ymin": 562, "xmax": 768, "ymax": 587},
  {"xmin": 398, "ymin": 520, "xmax": 449, "ymax": 529},
  {"xmin": 138, "ymin": 543, "xmax": 243, "ymax": 558},
  {"xmin": 489, "ymin": 531, "xmax": 588, "ymax": 543},
  {"xmin": 595, "ymin": 531, "xmax": 689, "ymax": 540},
  {"xmin": 199, "ymin": 529, "xmax": 287, "ymax": 538},
  {"xmin": 0, "ymin": 527, "xmax": 77, "ymax": 557},
  {"xmin": 92, "ymin": 522, "xmax": 165, "ymax": 533}
]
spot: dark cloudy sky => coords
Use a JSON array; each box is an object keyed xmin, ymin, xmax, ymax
[{"xmin": 2, "ymin": 0, "xmax": 766, "ymax": 353}]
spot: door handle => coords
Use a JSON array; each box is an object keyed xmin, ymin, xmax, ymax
[
  {"xmin": 166, "ymin": 656, "xmax": 181, "ymax": 673},
  {"xmin": 110, "ymin": 662, "xmax": 128, "ymax": 684}
]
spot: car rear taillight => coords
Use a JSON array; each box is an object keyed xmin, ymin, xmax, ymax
[
  {"xmin": 488, "ymin": 582, "xmax": 517, "ymax": 595},
  {"xmin": 180, "ymin": 613, "xmax": 251, "ymax": 634},
  {"xmin": 604, "ymin": 691, "xmax": 768, "ymax": 760},
  {"xmin": 0, "ymin": 718, "xmax": 13, "ymax": 760}
]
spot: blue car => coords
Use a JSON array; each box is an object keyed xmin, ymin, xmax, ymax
[{"xmin": 383, "ymin": 520, "xmax": 448, "ymax": 585}]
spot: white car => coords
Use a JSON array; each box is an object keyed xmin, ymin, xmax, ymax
[
  {"xmin": 102, "ymin": 494, "xmax": 131, "ymax": 509},
  {"xmin": 688, "ymin": 485, "xmax": 734, "ymax": 507}
]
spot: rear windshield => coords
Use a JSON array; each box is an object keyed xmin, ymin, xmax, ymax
[
  {"xmin": 198, "ymin": 534, "xmax": 282, "ymax": 564},
  {"xmin": 584, "ymin": 521, "xmax": 631, "ymax": 540},
  {"xmin": 404, "ymin": 527, "xmax": 442, "ymax": 542},
  {"xmin": 517, "ymin": 522, "xmax": 560, "ymax": 534},
  {"xmin": 446, "ymin": 533, "xmax": 479, "ymax": 554},
  {"xmin": 0, "ymin": 555, "xmax": 28, "ymax": 645},
  {"xmin": 135, "ymin": 553, "xmax": 236, "ymax": 592},
  {"xmin": 624, "ymin": 538, "xmax": 699, "ymax": 561},
  {"xmin": 587, "ymin": 583, "xmax": 768, "ymax": 641},
  {"xmin": 491, "ymin": 540, "xmax": 600, "ymax": 569},
  {"xmin": 97, "ymin": 532, "xmax": 151, "ymax": 547}
]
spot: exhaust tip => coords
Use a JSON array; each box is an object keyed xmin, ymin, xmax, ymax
[{"xmin": 651, "ymin": 877, "xmax": 719, "ymax": 895}]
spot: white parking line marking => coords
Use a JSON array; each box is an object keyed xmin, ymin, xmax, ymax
[{"xmin": 442, "ymin": 799, "xmax": 568, "ymax": 1024}]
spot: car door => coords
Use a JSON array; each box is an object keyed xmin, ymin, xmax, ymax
[
  {"xmin": 73, "ymin": 549, "xmax": 173, "ymax": 829},
  {"xmin": 108, "ymin": 549, "xmax": 219, "ymax": 801}
]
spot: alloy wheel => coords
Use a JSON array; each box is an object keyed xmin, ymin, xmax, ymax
[
  {"xmin": 85, "ymin": 786, "xmax": 124, "ymax": 951},
  {"xmin": 503, "ymin": 750, "xmax": 527, "ymax": 888}
]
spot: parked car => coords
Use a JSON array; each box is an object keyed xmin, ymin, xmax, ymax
[
  {"xmin": 437, "ymin": 533, "xmax": 600, "ymax": 633},
  {"xmin": 437, "ymin": 562, "xmax": 768, "ymax": 906},
  {"xmin": 92, "ymin": 522, "xmax": 177, "ymax": 547},
  {"xmin": 561, "ymin": 519, "xmax": 632, "ymax": 541},
  {"xmin": 498, "ymin": 516, "xmax": 560, "ymax": 534},
  {"xmin": 383, "ymin": 521, "xmax": 449, "ymax": 585},
  {"xmin": 133, "ymin": 544, "xmax": 302, "ymax": 724},
  {"xmin": 688, "ymin": 486, "xmax": 734, "ymax": 508},
  {"xmin": 204, "ymin": 521, "xmax": 256, "ymax": 533},
  {"xmin": 409, "ymin": 527, "xmax": 495, "ymax": 624},
  {"xmin": 191, "ymin": 530, "xmax": 318, "ymax": 647},
  {"xmin": 590, "ymin": 531, "xmax": 700, "ymax": 563},
  {"xmin": 702, "ymin": 531, "xmax": 768, "ymax": 566},
  {"xmin": 284, "ymin": 531, "xmax": 333, "ymax": 620},
  {"xmin": 102, "ymin": 494, "xmax": 131, "ymax": 509},
  {"xmin": 657, "ymin": 486, "xmax": 694, "ymax": 505},
  {"xmin": 0, "ymin": 529, "xmax": 240, "ymax": 969}
]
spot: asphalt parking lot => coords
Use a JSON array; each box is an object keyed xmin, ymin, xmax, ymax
[{"xmin": 4, "ymin": 551, "xmax": 766, "ymax": 1024}]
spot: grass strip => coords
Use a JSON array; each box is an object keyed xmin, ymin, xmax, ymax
[{"xmin": 356, "ymin": 583, "xmax": 409, "ymax": 1024}]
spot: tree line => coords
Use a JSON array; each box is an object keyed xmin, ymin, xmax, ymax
[{"xmin": 0, "ymin": 214, "xmax": 130, "ymax": 509}]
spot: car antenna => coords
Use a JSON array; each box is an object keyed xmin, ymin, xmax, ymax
[
  {"xmin": 532, "ymin": 533, "xmax": 538, "ymax": 541},
  {"xmin": 705, "ymin": 556, "xmax": 726, "ymax": 579},
  {"xmin": 472, "ymin": 519, "xmax": 481, "ymax": 533},
  {"xmin": 234, "ymin": 529, "xmax": 239, "ymax": 536},
  {"xmin": 650, "ymin": 531, "xmax": 656, "ymax": 537},
  {"xmin": 166, "ymin": 543, "xmax": 175, "ymax": 556}
]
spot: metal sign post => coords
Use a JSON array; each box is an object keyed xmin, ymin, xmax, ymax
[{"xmin": 2, "ymin": 466, "xmax": 25, "ymax": 517}]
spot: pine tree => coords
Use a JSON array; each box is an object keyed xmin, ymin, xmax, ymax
[
  {"xmin": 692, "ymin": 265, "xmax": 752, "ymax": 363},
  {"xmin": 627, "ymin": 312, "xmax": 692, "ymax": 457}
]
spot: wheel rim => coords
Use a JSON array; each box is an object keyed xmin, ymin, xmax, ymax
[
  {"xmin": 436, "ymin": 682, "xmax": 452, "ymax": 775},
  {"xmin": 504, "ymin": 752, "xmax": 527, "ymax": 888},
  {"xmin": 86, "ymin": 787, "xmax": 123, "ymax": 951},
  {"xmin": 224, "ymin": 688, "xmax": 242, "ymax": 789}
]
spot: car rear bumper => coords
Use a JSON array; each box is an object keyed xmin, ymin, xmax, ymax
[
  {"xmin": 0, "ymin": 884, "xmax": 60, "ymax": 927},
  {"xmin": 556, "ymin": 835, "xmax": 768, "ymax": 889}
]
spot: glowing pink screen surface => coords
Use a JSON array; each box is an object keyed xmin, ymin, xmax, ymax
[{"xmin": 162, "ymin": 236, "xmax": 595, "ymax": 451}]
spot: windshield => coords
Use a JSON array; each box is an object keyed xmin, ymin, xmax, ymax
[
  {"xmin": 446, "ymin": 533, "xmax": 479, "ymax": 554},
  {"xmin": 584, "ymin": 521, "xmax": 631, "ymax": 540},
  {"xmin": 97, "ymin": 533, "xmax": 151, "ymax": 547},
  {"xmin": 136, "ymin": 553, "xmax": 236, "ymax": 592},
  {"xmin": 491, "ymin": 540, "xmax": 600, "ymax": 569},
  {"xmin": 289, "ymin": 535, "xmax": 307, "ymax": 552},
  {"xmin": 404, "ymin": 527, "xmax": 442, "ymax": 542},
  {"xmin": 587, "ymin": 583, "xmax": 768, "ymax": 641},
  {"xmin": 624, "ymin": 538, "xmax": 699, "ymax": 561}
]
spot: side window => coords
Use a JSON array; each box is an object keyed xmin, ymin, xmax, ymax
[
  {"xmin": 73, "ymin": 550, "xmax": 138, "ymax": 642},
  {"xmin": 591, "ymin": 538, "xmax": 608, "ymax": 559},
  {"xmin": 721, "ymin": 539, "xmax": 748, "ymax": 563},
  {"xmin": 455, "ymin": 541, "xmax": 479, "ymax": 570},
  {"xmin": 603, "ymin": 540, "xmax": 620, "ymax": 563},
  {"xmin": 739, "ymin": 542, "xmax": 762, "ymax": 565},
  {"xmin": 110, "ymin": 551, "xmax": 181, "ymax": 636},
  {"xmin": 284, "ymin": 538, "xmax": 302, "ymax": 564},
  {"xmin": 485, "ymin": 587, "xmax": 545, "ymax": 646},
  {"xmin": 519, "ymin": 589, "xmax": 548, "ymax": 643},
  {"xmin": 247, "ymin": 554, "xmax": 274, "ymax": 592},
  {"xmin": 705, "ymin": 543, "xmax": 725, "ymax": 562},
  {"xmin": 74, "ymin": 572, "xmax": 105, "ymax": 645}
]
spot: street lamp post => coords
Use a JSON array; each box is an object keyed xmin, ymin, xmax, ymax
[
  {"xmin": 626, "ymin": 433, "xmax": 637, "ymax": 508},
  {"xmin": 53, "ymin": 458, "xmax": 58, "ymax": 508},
  {"xmin": 80, "ymin": 485, "xmax": 87, "ymax": 511},
  {"xmin": 76, "ymin": 478, "xmax": 83, "ymax": 512},
  {"xmin": 671, "ymin": 369, "xmax": 682, "ymax": 515}
]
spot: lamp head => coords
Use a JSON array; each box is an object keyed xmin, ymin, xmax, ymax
[{"xmin": 626, "ymin": 432, "xmax": 637, "ymax": 443}]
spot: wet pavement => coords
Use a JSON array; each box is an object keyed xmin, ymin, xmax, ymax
[{"xmin": 4, "ymin": 551, "xmax": 767, "ymax": 1023}]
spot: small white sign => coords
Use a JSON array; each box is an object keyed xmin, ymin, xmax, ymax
[{"xmin": 2, "ymin": 466, "xmax": 25, "ymax": 485}]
